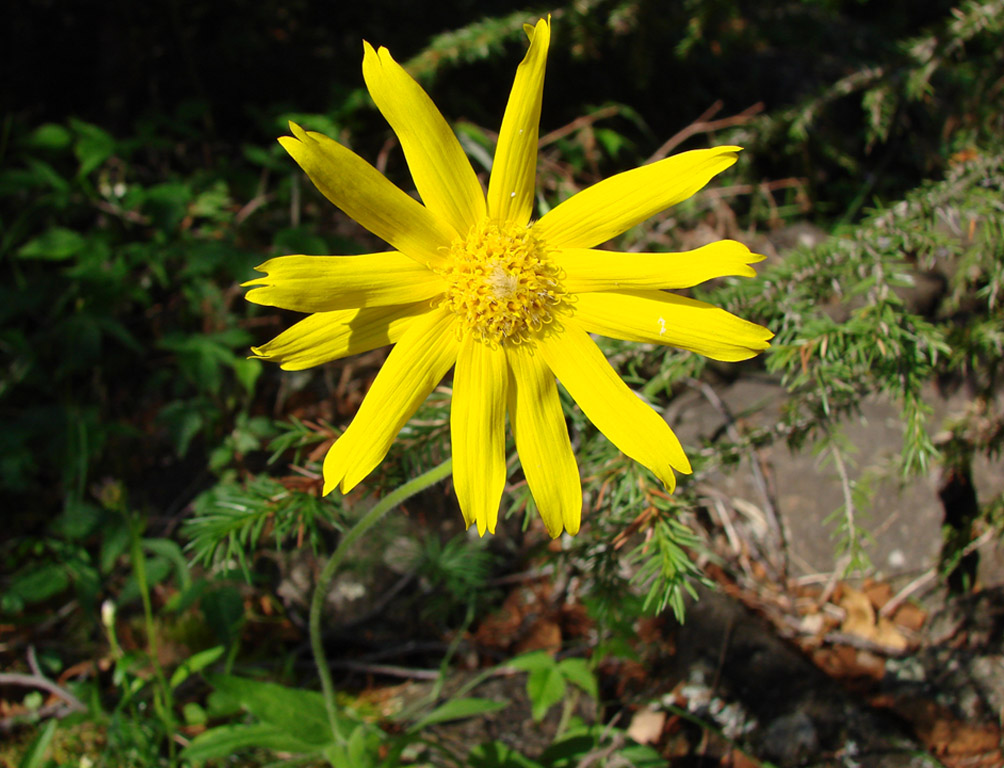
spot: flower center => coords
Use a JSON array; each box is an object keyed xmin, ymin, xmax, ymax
[{"xmin": 438, "ymin": 220, "xmax": 565, "ymax": 345}]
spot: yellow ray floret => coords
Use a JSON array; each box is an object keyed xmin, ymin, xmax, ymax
[{"xmin": 248, "ymin": 17, "xmax": 773, "ymax": 537}]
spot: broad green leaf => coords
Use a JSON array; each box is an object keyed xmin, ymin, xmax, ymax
[
  {"xmin": 2, "ymin": 564, "xmax": 69, "ymax": 611},
  {"xmin": 526, "ymin": 665, "xmax": 566, "ymax": 722},
  {"xmin": 70, "ymin": 118, "xmax": 115, "ymax": 177},
  {"xmin": 180, "ymin": 722, "xmax": 322, "ymax": 760},
  {"xmin": 231, "ymin": 356, "xmax": 262, "ymax": 397},
  {"xmin": 28, "ymin": 123, "xmax": 73, "ymax": 151},
  {"xmin": 17, "ymin": 228, "xmax": 86, "ymax": 260},
  {"xmin": 557, "ymin": 658, "xmax": 598, "ymax": 700},
  {"xmin": 143, "ymin": 182, "xmax": 193, "ymax": 231},
  {"xmin": 409, "ymin": 697, "xmax": 509, "ymax": 732},
  {"xmin": 506, "ymin": 650, "xmax": 555, "ymax": 673},
  {"xmin": 51, "ymin": 498, "xmax": 102, "ymax": 540},
  {"xmin": 182, "ymin": 701, "xmax": 207, "ymax": 725},
  {"xmin": 169, "ymin": 645, "xmax": 225, "ymax": 689},
  {"xmin": 206, "ymin": 674, "xmax": 335, "ymax": 746},
  {"xmin": 347, "ymin": 725, "xmax": 377, "ymax": 768}
]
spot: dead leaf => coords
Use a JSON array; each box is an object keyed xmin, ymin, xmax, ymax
[
  {"xmin": 514, "ymin": 618, "xmax": 561, "ymax": 655},
  {"xmin": 838, "ymin": 586, "xmax": 909, "ymax": 651},
  {"xmin": 891, "ymin": 602, "xmax": 927, "ymax": 632},
  {"xmin": 627, "ymin": 708, "xmax": 666, "ymax": 745},
  {"xmin": 862, "ymin": 579, "xmax": 893, "ymax": 611}
]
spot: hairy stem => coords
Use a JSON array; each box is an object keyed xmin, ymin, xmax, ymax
[{"xmin": 310, "ymin": 458, "xmax": 454, "ymax": 743}]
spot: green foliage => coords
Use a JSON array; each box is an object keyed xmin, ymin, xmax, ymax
[
  {"xmin": 183, "ymin": 474, "xmax": 340, "ymax": 578},
  {"xmin": 469, "ymin": 720, "xmax": 665, "ymax": 768},
  {"xmin": 0, "ymin": 116, "xmax": 262, "ymax": 521},
  {"xmin": 508, "ymin": 651, "xmax": 599, "ymax": 722},
  {"xmin": 404, "ymin": 11, "xmax": 543, "ymax": 82},
  {"xmin": 413, "ymin": 534, "xmax": 496, "ymax": 621},
  {"xmin": 407, "ymin": 697, "xmax": 510, "ymax": 732},
  {"xmin": 17, "ymin": 719, "xmax": 57, "ymax": 768}
]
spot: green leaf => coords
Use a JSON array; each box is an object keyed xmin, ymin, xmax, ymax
[
  {"xmin": 615, "ymin": 741, "xmax": 671, "ymax": 767},
  {"xmin": 143, "ymin": 182, "xmax": 193, "ymax": 231},
  {"xmin": 99, "ymin": 520, "xmax": 130, "ymax": 573},
  {"xmin": 526, "ymin": 665, "xmax": 566, "ymax": 722},
  {"xmin": 468, "ymin": 741, "xmax": 544, "ymax": 768},
  {"xmin": 348, "ymin": 725, "xmax": 377, "ymax": 768},
  {"xmin": 165, "ymin": 577, "xmax": 207, "ymax": 614},
  {"xmin": 538, "ymin": 734, "xmax": 596, "ymax": 768},
  {"xmin": 201, "ymin": 586, "xmax": 245, "ymax": 646},
  {"xmin": 27, "ymin": 123, "xmax": 73, "ymax": 151},
  {"xmin": 182, "ymin": 701, "xmax": 207, "ymax": 725},
  {"xmin": 16, "ymin": 228, "xmax": 86, "ymax": 260},
  {"xmin": 119, "ymin": 556, "xmax": 171, "ymax": 605},
  {"xmin": 322, "ymin": 724, "xmax": 383, "ymax": 768},
  {"xmin": 70, "ymin": 119, "xmax": 115, "ymax": 177},
  {"xmin": 143, "ymin": 537, "xmax": 191, "ymax": 590},
  {"xmin": 18, "ymin": 719, "xmax": 58, "ymax": 768},
  {"xmin": 51, "ymin": 498, "xmax": 102, "ymax": 540},
  {"xmin": 24, "ymin": 158, "xmax": 70, "ymax": 193},
  {"xmin": 556, "ymin": 658, "xmax": 598, "ymax": 700},
  {"xmin": 409, "ymin": 697, "xmax": 509, "ymax": 732},
  {"xmin": 180, "ymin": 723, "xmax": 323, "ymax": 760},
  {"xmin": 169, "ymin": 645, "xmax": 225, "ymax": 690},
  {"xmin": 2, "ymin": 564, "xmax": 70, "ymax": 611},
  {"xmin": 206, "ymin": 674, "xmax": 335, "ymax": 746},
  {"xmin": 506, "ymin": 650, "xmax": 555, "ymax": 673},
  {"xmin": 231, "ymin": 356, "xmax": 262, "ymax": 397},
  {"xmin": 157, "ymin": 400, "xmax": 205, "ymax": 458}
]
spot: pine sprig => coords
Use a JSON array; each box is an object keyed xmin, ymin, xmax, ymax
[{"xmin": 183, "ymin": 476, "xmax": 339, "ymax": 578}]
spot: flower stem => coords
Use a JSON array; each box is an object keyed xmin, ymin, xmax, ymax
[
  {"xmin": 310, "ymin": 457, "xmax": 454, "ymax": 743},
  {"xmin": 127, "ymin": 513, "xmax": 177, "ymax": 766}
]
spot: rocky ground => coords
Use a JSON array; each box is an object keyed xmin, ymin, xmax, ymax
[{"xmin": 318, "ymin": 367, "xmax": 1004, "ymax": 767}]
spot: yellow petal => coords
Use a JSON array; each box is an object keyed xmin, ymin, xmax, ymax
[
  {"xmin": 533, "ymin": 146, "xmax": 741, "ymax": 248},
  {"xmin": 486, "ymin": 18, "xmax": 550, "ymax": 226},
  {"xmin": 323, "ymin": 307, "xmax": 459, "ymax": 494},
  {"xmin": 244, "ymin": 252, "xmax": 442, "ymax": 312},
  {"xmin": 451, "ymin": 337, "xmax": 508, "ymax": 535},
  {"xmin": 538, "ymin": 320, "xmax": 691, "ymax": 489},
  {"xmin": 251, "ymin": 303, "xmax": 428, "ymax": 371},
  {"xmin": 507, "ymin": 345, "xmax": 581, "ymax": 537},
  {"xmin": 362, "ymin": 43, "xmax": 486, "ymax": 233},
  {"xmin": 573, "ymin": 290, "xmax": 773, "ymax": 361},
  {"xmin": 557, "ymin": 240, "xmax": 764, "ymax": 293},
  {"xmin": 279, "ymin": 123, "xmax": 456, "ymax": 267}
]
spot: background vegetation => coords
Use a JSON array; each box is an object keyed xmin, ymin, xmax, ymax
[{"xmin": 2, "ymin": 0, "xmax": 1003, "ymax": 765}]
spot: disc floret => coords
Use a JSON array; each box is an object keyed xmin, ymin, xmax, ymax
[{"xmin": 439, "ymin": 220, "xmax": 565, "ymax": 345}]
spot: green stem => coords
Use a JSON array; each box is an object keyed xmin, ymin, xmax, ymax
[
  {"xmin": 310, "ymin": 457, "xmax": 454, "ymax": 744},
  {"xmin": 128, "ymin": 515, "xmax": 177, "ymax": 766}
]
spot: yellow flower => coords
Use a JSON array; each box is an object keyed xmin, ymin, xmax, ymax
[{"xmin": 245, "ymin": 19, "xmax": 772, "ymax": 538}]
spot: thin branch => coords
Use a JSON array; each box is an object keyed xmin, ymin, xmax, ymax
[
  {"xmin": 539, "ymin": 105, "xmax": 621, "ymax": 148},
  {"xmin": 0, "ymin": 672, "xmax": 87, "ymax": 714},
  {"xmin": 648, "ymin": 101, "xmax": 765, "ymax": 162}
]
